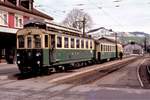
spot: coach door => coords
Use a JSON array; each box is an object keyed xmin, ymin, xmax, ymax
[{"xmin": 49, "ymin": 34, "xmax": 56, "ymax": 63}]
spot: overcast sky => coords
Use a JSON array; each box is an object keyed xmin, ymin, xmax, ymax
[{"xmin": 34, "ymin": 0, "xmax": 150, "ymax": 33}]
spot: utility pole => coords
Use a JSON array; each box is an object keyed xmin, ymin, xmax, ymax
[
  {"xmin": 115, "ymin": 32, "xmax": 118, "ymax": 58},
  {"xmin": 144, "ymin": 36, "xmax": 147, "ymax": 53},
  {"xmin": 82, "ymin": 16, "xmax": 86, "ymax": 36}
]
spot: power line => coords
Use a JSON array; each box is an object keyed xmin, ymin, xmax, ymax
[{"xmin": 87, "ymin": 0, "xmax": 127, "ymax": 31}]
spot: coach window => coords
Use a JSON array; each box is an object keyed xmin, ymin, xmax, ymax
[
  {"xmin": 106, "ymin": 45, "xmax": 108, "ymax": 51},
  {"xmin": 27, "ymin": 36, "xmax": 32, "ymax": 48},
  {"xmin": 64, "ymin": 37, "xmax": 69, "ymax": 48},
  {"xmin": 110, "ymin": 46, "xmax": 111, "ymax": 51},
  {"xmin": 18, "ymin": 35, "xmax": 24, "ymax": 48},
  {"xmin": 71, "ymin": 38, "xmax": 75, "ymax": 48},
  {"xmin": 104, "ymin": 45, "xmax": 106, "ymax": 51},
  {"xmin": 101, "ymin": 44, "xmax": 103, "ymax": 51},
  {"xmin": 76, "ymin": 39, "xmax": 80, "ymax": 48},
  {"xmin": 90, "ymin": 41, "xmax": 92, "ymax": 49},
  {"xmin": 81, "ymin": 40, "xmax": 84, "ymax": 48},
  {"xmin": 34, "ymin": 35, "xmax": 41, "ymax": 48},
  {"xmin": 51, "ymin": 35, "xmax": 55, "ymax": 49},
  {"xmin": 106, "ymin": 45, "xmax": 107, "ymax": 51},
  {"xmin": 45, "ymin": 35, "xmax": 49, "ymax": 48},
  {"xmin": 57, "ymin": 36, "xmax": 62, "ymax": 48},
  {"xmin": 103, "ymin": 45, "xmax": 104, "ymax": 51},
  {"xmin": 86, "ymin": 40, "xmax": 88, "ymax": 49}
]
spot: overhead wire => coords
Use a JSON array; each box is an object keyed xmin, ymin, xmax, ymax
[{"xmin": 87, "ymin": 0, "xmax": 127, "ymax": 31}]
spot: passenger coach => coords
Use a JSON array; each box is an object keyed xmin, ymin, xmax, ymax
[{"xmin": 95, "ymin": 37, "xmax": 123, "ymax": 62}]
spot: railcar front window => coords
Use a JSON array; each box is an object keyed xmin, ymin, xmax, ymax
[
  {"xmin": 18, "ymin": 35, "xmax": 24, "ymax": 48},
  {"xmin": 34, "ymin": 35, "xmax": 41, "ymax": 48},
  {"xmin": 45, "ymin": 35, "xmax": 48, "ymax": 48},
  {"xmin": 27, "ymin": 37, "xmax": 32, "ymax": 48}
]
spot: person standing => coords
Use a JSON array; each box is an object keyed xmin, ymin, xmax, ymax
[{"xmin": 119, "ymin": 52, "xmax": 123, "ymax": 59}]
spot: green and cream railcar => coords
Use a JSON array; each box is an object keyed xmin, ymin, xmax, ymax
[
  {"xmin": 96, "ymin": 37, "xmax": 121, "ymax": 61},
  {"xmin": 16, "ymin": 21, "xmax": 95, "ymax": 74}
]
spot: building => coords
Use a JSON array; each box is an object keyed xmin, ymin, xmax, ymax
[
  {"xmin": 87, "ymin": 27, "xmax": 114, "ymax": 39},
  {"xmin": 0, "ymin": 0, "xmax": 53, "ymax": 63},
  {"xmin": 123, "ymin": 42, "xmax": 143, "ymax": 55}
]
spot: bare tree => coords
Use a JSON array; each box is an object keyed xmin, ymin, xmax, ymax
[{"xmin": 62, "ymin": 9, "xmax": 93, "ymax": 31}]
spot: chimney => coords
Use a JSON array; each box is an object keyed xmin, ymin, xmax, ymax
[{"xmin": 16, "ymin": 0, "xmax": 20, "ymax": 6}]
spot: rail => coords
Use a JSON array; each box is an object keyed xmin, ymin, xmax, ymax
[{"xmin": 146, "ymin": 65, "xmax": 150, "ymax": 75}]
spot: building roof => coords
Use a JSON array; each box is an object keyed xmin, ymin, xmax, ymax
[
  {"xmin": 98, "ymin": 37, "xmax": 122, "ymax": 44},
  {"xmin": 0, "ymin": 1, "xmax": 53, "ymax": 20},
  {"xmin": 87, "ymin": 27, "xmax": 105, "ymax": 33}
]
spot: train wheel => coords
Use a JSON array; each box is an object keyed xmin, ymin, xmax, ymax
[
  {"xmin": 40, "ymin": 67, "xmax": 51, "ymax": 75},
  {"xmin": 55, "ymin": 66, "xmax": 63, "ymax": 72}
]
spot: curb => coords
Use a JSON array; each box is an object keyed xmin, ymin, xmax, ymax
[{"xmin": 137, "ymin": 59, "xmax": 145, "ymax": 87}]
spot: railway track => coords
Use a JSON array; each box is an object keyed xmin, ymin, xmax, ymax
[{"xmin": 138, "ymin": 58, "xmax": 150, "ymax": 88}]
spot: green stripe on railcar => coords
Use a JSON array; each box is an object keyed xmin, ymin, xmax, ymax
[
  {"xmin": 100, "ymin": 52, "xmax": 116, "ymax": 60},
  {"xmin": 54, "ymin": 49, "xmax": 94, "ymax": 64},
  {"xmin": 43, "ymin": 49, "xmax": 50, "ymax": 65}
]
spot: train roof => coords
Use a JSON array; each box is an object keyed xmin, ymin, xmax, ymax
[
  {"xmin": 24, "ymin": 20, "xmax": 81, "ymax": 34},
  {"xmin": 97, "ymin": 37, "xmax": 122, "ymax": 44},
  {"xmin": 23, "ymin": 20, "xmax": 93, "ymax": 39}
]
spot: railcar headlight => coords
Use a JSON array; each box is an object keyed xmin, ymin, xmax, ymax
[
  {"xmin": 17, "ymin": 53, "xmax": 20, "ymax": 57},
  {"xmin": 37, "ymin": 61, "xmax": 40, "ymax": 64},
  {"xmin": 36, "ymin": 53, "xmax": 41, "ymax": 57},
  {"xmin": 17, "ymin": 61, "xmax": 21, "ymax": 64}
]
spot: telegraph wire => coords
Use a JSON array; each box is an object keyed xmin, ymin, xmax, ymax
[{"xmin": 87, "ymin": 0, "xmax": 127, "ymax": 31}]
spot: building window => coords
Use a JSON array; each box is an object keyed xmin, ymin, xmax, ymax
[
  {"xmin": 15, "ymin": 14, "xmax": 23, "ymax": 28},
  {"xmin": 3, "ymin": 14, "xmax": 7, "ymax": 25},
  {"xmin": 76, "ymin": 39, "xmax": 80, "ymax": 48},
  {"xmin": 0, "ymin": 10, "xmax": 8, "ymax": 26},
  {"xmin": 57, "ymin": 36, "xmax": 62, "ymax": 48},
  {"xmin": 15, "ymin": 16, "xmax": 18, "ymax": 27},
  {"xmin": 19, "ymin": 18, "xmax": 23, "ymax": 27},
  {"xmin": 7, "ymin": 0, "xmax": 16, "ymax": 5},
  {"xmin": 71, "ymin": 38, "xmax": 75, "ymax": 48},
  {"xmin": 64, "ymin": 37, "xmax": 69, "ymax": 48}
]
